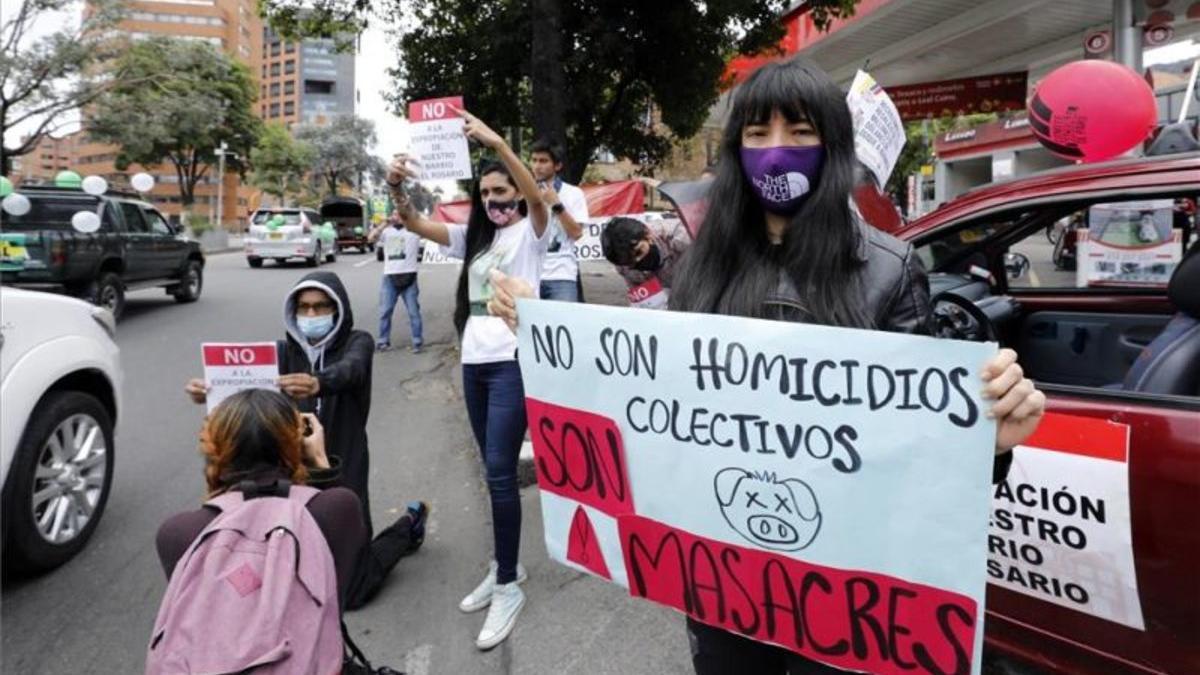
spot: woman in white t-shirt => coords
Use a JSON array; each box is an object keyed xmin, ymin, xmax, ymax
[{"xmin": 386, "ymin": 108, "xmax": 548, "ymax": 651}]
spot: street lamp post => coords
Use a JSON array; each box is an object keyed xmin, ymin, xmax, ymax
[{"xmin": 213, "ymin": 142, "xmax": 240, "ymax": 232}]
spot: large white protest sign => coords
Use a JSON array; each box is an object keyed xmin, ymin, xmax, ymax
[
  {"xmin": 988, "ymin": 413, "xmax": 1144, "ymax": 630},
  {"xmin": 516, "ymin": 301, "xmax": 997, "ymax": 674},
  {"xmin": 1077, "ymin": 200, "xmax": 1183, "ymax": 288},
  {"xmin": 848, "ymin": 70, "xmax": 906, "ymax": 188},
  {"xmin": 408, "ymin": 96, "xmax": 472, "ymax": 181},
  {"xmin": 202, "ymin": 342, "xmax": 279, "ymax": 412}
]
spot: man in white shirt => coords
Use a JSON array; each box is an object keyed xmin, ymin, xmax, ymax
[
  {"xmin": 530, "ymin": 139, "xmax": 590, "ymax": 302},
  {"xmin": 368, "ymin": 214, "xmax": 424, "ymax": 353}
]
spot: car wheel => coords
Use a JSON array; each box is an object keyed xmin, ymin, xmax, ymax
[
  {"xmin": 306, "ymin": 244, "xmax": 320, "ymax": 267},
  {"xmin": 173, "ymin": 260, "xmax": 203, "ymax": 303},
  {"xmin": 248, "ymin": 256, "xmax": 263, "ymax": 268},
  {"xmin": 376, "ymin": 247, "xmax": 384, "ymax": 262},
  {"xmin": 325, "ymin": 245, "xmax": 337, "ymax": 263},
  {"xmin": 88, "ymin": 272, "xmax": 125, "ymax": 320},
  {"xmin": 2, "ymin": 391, "xmax": 115, "ymax": 574}
]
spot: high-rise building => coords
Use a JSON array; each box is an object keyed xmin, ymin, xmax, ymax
[
  {"xmin": 22, "ymin": 0, "xmax": 266, "ymax": 227},
  {"xmin": 259, "ymin": 25, "xmax": 356, "ymax": 127}
]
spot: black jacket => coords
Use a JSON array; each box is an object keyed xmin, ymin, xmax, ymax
[
  {"xmin": 767, "ymin": 222, "xmax": 1012, "ymax": 483},
  {"xmin": 278, "ymin": 272, "xmax": 378, "ymax": 517}
]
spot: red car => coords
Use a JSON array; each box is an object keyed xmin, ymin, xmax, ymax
[{"xmin": 895, "ymin": 152, "xmax": 1199, "ymax": 674}]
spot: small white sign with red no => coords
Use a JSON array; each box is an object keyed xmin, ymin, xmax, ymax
[
  {"xmin": 408, "ymin": 96, "xmax": 472, "ymax": 181},
  {"xmin": 202, "ymin": 342, "xmax": 280, "ymax": 413}
]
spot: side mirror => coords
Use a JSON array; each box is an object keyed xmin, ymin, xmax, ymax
[{"xmin": 1004, "ymin": 252, "xmax": 1031, "ymax": 280}]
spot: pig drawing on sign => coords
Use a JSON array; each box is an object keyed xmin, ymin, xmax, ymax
[{"xmin": 714, "ymin": 468, "xmax": 821, "ymax": 552}]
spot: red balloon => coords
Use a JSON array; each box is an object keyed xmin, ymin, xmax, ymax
[{"xmin": 1027, "ymin": 60, "xmax": 1157, "ymax": 163}]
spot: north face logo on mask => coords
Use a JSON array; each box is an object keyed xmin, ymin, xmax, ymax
[{"xmin": 752, "ymin": 172, "xmax": 810, "ymax": 203}]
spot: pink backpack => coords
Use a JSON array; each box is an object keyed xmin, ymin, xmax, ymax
[{"xmin": 146, "ymin": 483, "xmax": 343, "ymax": 674}]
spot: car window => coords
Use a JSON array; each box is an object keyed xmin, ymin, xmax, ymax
[
  {"xmin": 102, "ymin": 203, "xmax": 122, "ymax": 232},
  {"xmin": 915, "ymin": 220, "xmax": 1003, "ymax": 273},
  {"xmin": 1008, "ymin": 197, "xmax": 1194, "ymax": 291},
  {"xmin": 142, "ymin": 208, "xmax": 172, "ymax": 236},
  {"xmin": 1, "ymin": 196, "xmax": 100, "ymax": 231},
  {"xmin": 120, "ymin": 202, "xmax": 149, "ymax": 233},
  {"xmin": 252, "ymin": 210, "xmax": 301, "ymax": 226}
]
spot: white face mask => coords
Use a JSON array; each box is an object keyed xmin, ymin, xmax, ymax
[{"xmin": 297, "ymin": 314, "xmax": 334, "ymax": 340}]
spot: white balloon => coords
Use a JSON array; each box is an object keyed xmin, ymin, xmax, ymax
[
  {"xmin": 131, "ymin": 172, "xmax": 155, "ymax": 193},
  {"xmin": 82, "ymin": 175, "xmax": 109, "ymax": 196},
  {"xmin": 71, "ymin": 210, "xmax": 102, "ymax": 233},
  {"xmin": 2, "ymin": 193, "xmax": 31, "ymax": 216}
]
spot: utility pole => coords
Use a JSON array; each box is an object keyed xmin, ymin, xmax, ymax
[{"xmin": 213, "ymin": 142, "xmax": 240, "ymax": 232}]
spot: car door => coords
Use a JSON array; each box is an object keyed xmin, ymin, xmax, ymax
[
  {"xmin": 142, "ymin": 206, "xmax": 186, "ymax": 277},
  {"xmin": 117, "ymin": 201, "xmax": 156, "ymax": 281},
  {"xmin": 984, "ymin": 387, "xmax": 1199, "ymax": 675}
]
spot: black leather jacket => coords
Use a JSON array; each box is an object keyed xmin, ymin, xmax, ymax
[{"xmin": 764, "ymin": 221, "xmax": 933, "ymax": 334}]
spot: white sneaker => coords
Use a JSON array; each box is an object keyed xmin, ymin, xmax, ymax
[
  {"xmin": 475, "ymin": 581, "xmax": 526, "ymax": 650},
  {"xmin": 458, "ymin": 561, "xmax": 528, "ymax": 613}
]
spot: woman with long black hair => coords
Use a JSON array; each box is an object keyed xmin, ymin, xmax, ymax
[
  {"xmin": 488, "ymin": 57, "xmax": 1045, "ymax": 673},
  {"xmin": 386, "ymin": 107, "xmax": 548, "ymax": 650}
]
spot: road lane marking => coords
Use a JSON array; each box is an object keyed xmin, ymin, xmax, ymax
[{"xmin": 354, "ymin": 259, "xmax": 374, "ymax": 268}]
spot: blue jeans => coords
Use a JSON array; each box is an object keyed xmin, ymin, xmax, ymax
[
  {"xmin": 461, "ymin": 360, "xmax": 526, "ymax": 584},
  {"xmin": 540, "ymin": 278, "xmax": 581, "ymax": 302},
  {"xmin": 378, "ymin": 275, "xmax": 423, "ymax": 348}
]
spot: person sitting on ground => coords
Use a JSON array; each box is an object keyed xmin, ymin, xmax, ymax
[
  {"xmin": 156, "ymin": 389, "xmax": 365, "ymax": 607},
  {"xmin": 599, "ymin": 215, "xmax": 693, "ymax": 309},
  {"xmin": 184, "ymin": 271, "xmax": 428, "ymax": 611}
]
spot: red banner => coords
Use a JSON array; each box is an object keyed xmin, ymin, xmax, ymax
[
  {"xmin": 619, "ymin": 514, "xmax": 977, "ymax": 675},
  {"xmin": 202, "ymin": 344, "xmax": 278, "ymax": 367},
  {"xmin": 886, "ymin": 72, "xmax": 1028, "ymax": 122},
  {"xmin": 431, "ymin": 180, "xmax": 645, "ymax": 225}
]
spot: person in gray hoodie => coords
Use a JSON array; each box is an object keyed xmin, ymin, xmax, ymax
[{"xmin": 187, "ymin": 271, "xmax": 427, "ymax": 610}]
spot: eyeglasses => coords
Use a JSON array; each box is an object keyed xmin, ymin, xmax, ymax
[{"xmin": 297, "ymin": 301, "xmax": 336, "ymax": 314}]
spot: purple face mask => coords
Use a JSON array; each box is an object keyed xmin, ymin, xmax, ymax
[{"xmin": 740, "ymin": 145, "xmax": 825, "ymax": 215}]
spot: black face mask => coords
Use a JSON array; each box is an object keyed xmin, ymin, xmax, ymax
[{"xmin": 633, "ymin": 243, "xmax": 662, "ymax": 272}]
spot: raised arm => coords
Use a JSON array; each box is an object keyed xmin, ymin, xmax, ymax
[{"xmin": 453, "ymin": 106, "xmax": 549, "ymax": 237}]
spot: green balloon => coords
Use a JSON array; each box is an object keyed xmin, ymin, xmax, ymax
[
  {"xmin": 354, "ymin": 226, "xmax": 364, "ymax": 234},
  {"xmin": 268, "ymin": 215, "xmax": 284, "ymax": 229},
  {"xmin": 55, "ymin": 170, "xmax": 82, "ymax": 189},
  {"xmin": 0, "ymin": 176, "xmax": 12, "ymax": 197}
]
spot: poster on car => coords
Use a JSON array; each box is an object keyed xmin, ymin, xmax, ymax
[
  {"xmin": 1077, "ymin": 200, "xmax": 1183, "ymax": 288},
  {"xmin": 201, "ymin": 342, "xmax": 280, "ymax": 412},
  {"xmin": 987, "ymin": 412, "xmax": 1144, "ymax": 630},
  {"xmin": 517, "ymin": 300, "xmax": 999, "ymax": 674}
]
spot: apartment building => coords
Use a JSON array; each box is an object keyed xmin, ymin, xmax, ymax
[{"xmin": 259, "ymin": 24, "xmax": 356, "ymax": 127}]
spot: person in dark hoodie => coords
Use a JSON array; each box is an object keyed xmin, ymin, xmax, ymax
[{"xmin": 186, "ymin": 271, "xmax": 428, "ymax": 610}]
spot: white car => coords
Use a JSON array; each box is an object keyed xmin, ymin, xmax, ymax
[
  {"xmin": 1, "ymin": 288, "xmax": 122, "ymax": 573},
  {"xmin": 244, "ymin": 207, "xmax": 337, "ymax": 268}
]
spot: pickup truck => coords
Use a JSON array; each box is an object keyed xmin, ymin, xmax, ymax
[{"xmin": 0, "ymin": 185, "xmax": 204, "ymax": 319}]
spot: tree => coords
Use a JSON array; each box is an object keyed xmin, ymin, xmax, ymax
[
  {"xmin": 250, "ymin": 123, "xmax": 316, "ymax": 205},
  {"xmin": 260, "ymin": 0, "xmax": 861, "ymax": 183},
  {"xmin": 293, "ymin": 115, "xmax": 379, "ymax": 197},
  {"xmin": 88, "ymin": 37, "xmax": 261, "ymax": 214},
  {"xmin": 0, "ymin": 0, "xmax": 125, "ymax": 176},
  {"xmin": 885, "ymin": 113, "xmax": 996, "ymax": 206}
]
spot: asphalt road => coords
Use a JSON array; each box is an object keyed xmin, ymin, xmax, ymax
[{"xmin": 1, "ymin": 251, "xmax": 692, "ymax": 674}]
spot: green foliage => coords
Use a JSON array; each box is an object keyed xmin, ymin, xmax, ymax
[
  {"xmin": 259, "ymin": 1, "xmax": 862, "ymax": 183},
  {"xmin": 88, "ymin": 37, "xmax": 262, "ymax": 209},
  {"xmin": 250, "ymin": 123, "xmax": 316, "ymax": 204},
  {"xmin": 293, "ymin": 115, "xmax": 379, "ymax": 197},
  {"xmin": 0, "ymin": 0, "xmax": 126, "ymax": 175},
  {"xmin": 885, "ymin": 113, "xmax": 997, "ymax": 201}
]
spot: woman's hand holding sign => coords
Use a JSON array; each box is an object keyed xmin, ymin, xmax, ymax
[
  {"xmin": 488, "ymin": 270, "xmax": 533, "ymax": 331},
  {"xmin": 983, "ymin": 348, "xmax": 1045, "ymax": 454}
]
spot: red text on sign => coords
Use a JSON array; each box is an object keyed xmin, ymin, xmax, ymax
[
  {"xmin": 618, "ymin": 515, "xmax": 977, "ymax": 675},
  {"xmin": 525, "ymin": 398, "xmax": 633, "ymax": 517}
]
